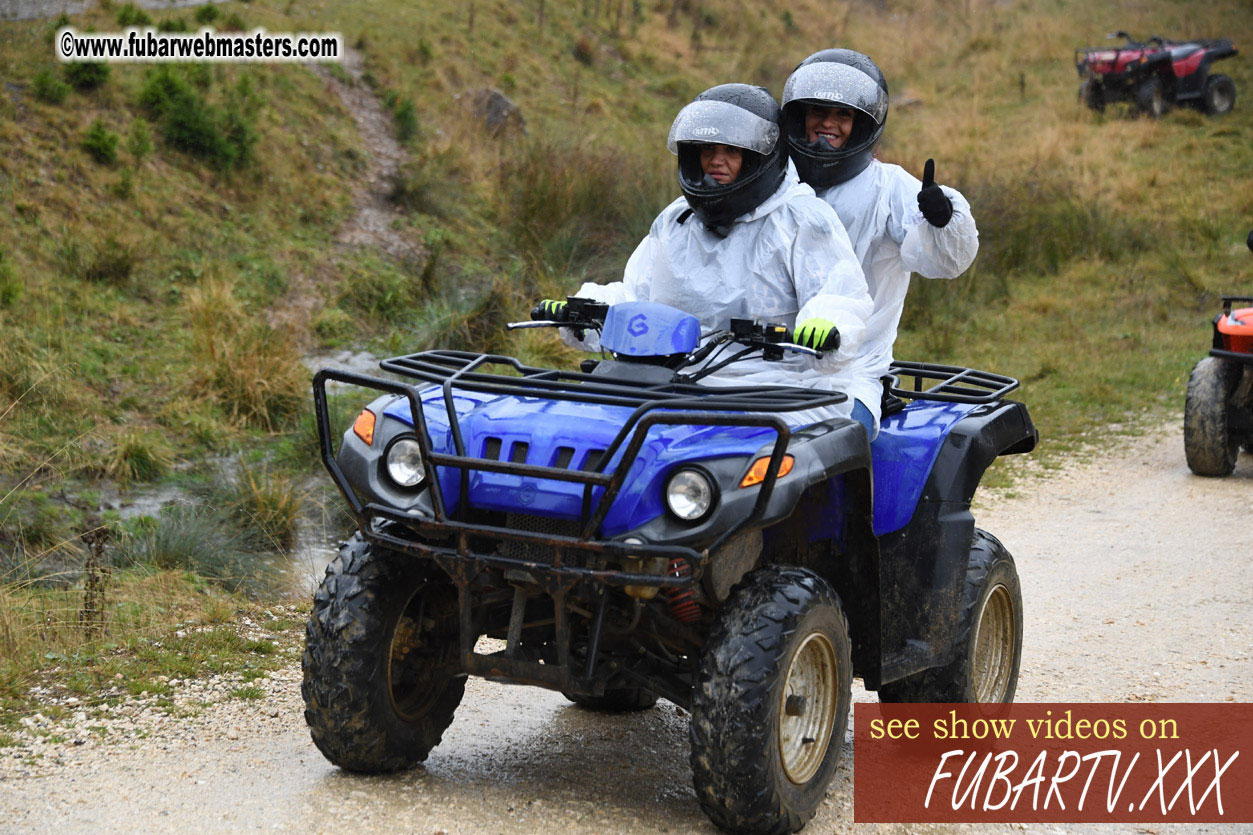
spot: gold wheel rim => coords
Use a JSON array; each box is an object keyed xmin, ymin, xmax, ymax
[
  {"xmin": 388, "ymin": 587, "xmax": 438, "ymax": 721},
  {"xmin": 972, "ymin": 584, "xmax": 1015, "ymax": 703},
  {"xmin": 778, "ymin": 632, "xmax": 839, "ymax": 784}
]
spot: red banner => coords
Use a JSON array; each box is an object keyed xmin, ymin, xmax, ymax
[{"xmin": 854, "ymin": 703, "xmax": 1253, "ymax": 823}]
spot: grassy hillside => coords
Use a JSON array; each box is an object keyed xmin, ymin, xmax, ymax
[{"xmin": 0, "ymin": 0, "xmax": 1251, "ymax": 711}]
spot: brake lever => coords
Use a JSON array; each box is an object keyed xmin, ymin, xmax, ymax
[
  {"xmin": 507, "ymin": 320, "xmax": 561, "ymax": 330},
  {"xmin": 778, "ymin": 342, "xmax": 823, "ymax": 358}
]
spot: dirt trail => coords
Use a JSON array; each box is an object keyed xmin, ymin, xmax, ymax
[
  {"xmin": 2, "ymin": 420, "xmax": 1250, "ymax": 833},
  {"xmin": 269, "ymin": 46, "xmax": 422, "ymax": 332}
]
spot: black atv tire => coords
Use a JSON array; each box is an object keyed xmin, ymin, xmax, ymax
[
  {"xmin": 565, "ymin": 688, "xmax": 659, "ymax": 712},
  {"xmin": 1184, "ymin": 357, "xmax": 1241, "ymax": 477},
  {"xmin": 878, "ymin": 529, "xmax": 1022, "ymax": 704},
  {"xmin": 690, "ymin": 566, "xmax": 852, "ymax": 835},
  {"xmin": 302, "ymin": 534, "xmax": 465, "ymax": 772},
  {"xmin": 1135, "ymin": 75, "xmax": 1167, "ymax": 118},
  {"xmin": 1078, "ymin": 79, "xmax": 1105, "ymax": 113},
  {"xmin": 1203, "ymin": 74, "xmax": 1236, "ymax": 115}
]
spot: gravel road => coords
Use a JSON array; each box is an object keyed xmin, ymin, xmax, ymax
[{"xmin": 2, "ymin": 421, "xmax": 1250, "ymax": 834}]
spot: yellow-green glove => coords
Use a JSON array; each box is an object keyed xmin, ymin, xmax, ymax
[
  {"xmin": 531, "ymin": 299, "xmax": 568, "ymax": 321},
  {"xmin": 793, "ymin": 318, "xmax": 840, "ymax": 351}
]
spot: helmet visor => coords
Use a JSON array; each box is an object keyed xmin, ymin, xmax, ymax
[
  {"xmin": 666, "ymin": 100, "xmax": 780, "ymax": 156},
  {"xmin": 782, "ymin": 62, "xmax": 888, "ymax": 125}
]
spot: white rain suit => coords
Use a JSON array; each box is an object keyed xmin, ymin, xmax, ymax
[
  {"xmin": 565, "ymin": 164, "xmax": 876, "ymax": 426},
  {"xmin": 814, "ymin": 159, "xmax": 979, "ymax": 429}
]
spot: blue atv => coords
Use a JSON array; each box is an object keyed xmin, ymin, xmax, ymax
[{"xmin": 303, "ymin": 298, "xmax": 1037, "ymax": 835}]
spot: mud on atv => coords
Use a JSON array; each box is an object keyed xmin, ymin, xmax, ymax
[
  {"xmin": 1184, "ymin": 232, "xmax": 1253, "ymax": 477},
  {"xmin": 1076, "ymin": 31, "xmax": 1237, "ymax": 118},
  {"xmin": 302, "ymin": 298, "xmax": 1037, "ymax": 834}
]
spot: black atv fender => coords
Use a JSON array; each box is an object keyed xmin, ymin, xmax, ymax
[{"xmin": 876, "ymin": 400, "xmax": 1036, "ymax": 686}]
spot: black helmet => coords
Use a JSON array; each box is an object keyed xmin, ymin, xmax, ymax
[
  {"xmin": 667, "ymin": 84, "xmax": 787, "ymax": 235},
  {"xmin": 782, "ymin": 49, "xmax": 889, "ymax": 189}
]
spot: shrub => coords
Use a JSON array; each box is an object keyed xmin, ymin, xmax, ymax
[
  {"xmin": 82, "ymin": 119, "xmax": 119, "ymax": 165},
  {"xmin": 102, "ymin": 427, "xmax": 173, "ymax": 484},
  {"xmin": 63, "ymin": 62, "xmax": 110, "ymax": 91},
  {"xmin": 113, "ymin": 504, "xmax": 275, "ymax": 592},
  {"xmin": 63, "ymin": 235, "xmax": 137, "ymax": 284},
  {"xmin": 204, "ymin": 459, "xmax": 302, "ymax": 552},
  {"xmin": 116, "ymin": 3, "xmax": 152, "ymax": 26},
  {"xmin": 185, "ymin": 280, "xmax": 306, "ymax": 430},
  {"xmin": 0, "ymin": 330, "xmax": 69, "ymax": 412},
  {"xmin": 387, "ymin": 158, "xmax": 457, "ymax": 217},
  {"xmin": 393, "ymin": 97, "xmax": 418, "ymax": 143},
  {"xmin": 111, "ymin": 167, "xmax": 135, "ymax": 199},
  {"xmin": 138, "ymin": 67, "xmax": 257, "ymax": 170},
  {"xmin": 157, "ymin": 17, "xmax": 188, "ymax": 33},
  {"xmin": 0, "ymin": 252, "xmax": 21, "ymax": 308},
  {"xmin": 193, "ymin": 4, "xmax": 220, "ymax": 24},
  {"xmin": 127, "ymin": 118, "xmax": 154, "ymax": 159},
  {"xmin": 499, "ymin": 138, "xmax": 668, "ymax": 281},
  {"xmin": 222, "ymin": 12, "xmax": 246, "ymax": 31},
  {"xmin": 32, "ymin": 68, "xmax": 69, "ymax": 104},
  {"xmin": 573, "ymin": 35, "xmax": 595, "ymax": 66}
]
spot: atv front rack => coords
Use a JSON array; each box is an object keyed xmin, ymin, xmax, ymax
[
  {"xmin": 886, "ymin": 361, "xmax": 1020, "ymax": 404},
  {"xmin": 315, "ymin": 350, "xmax": 845, "ymax": 573}
]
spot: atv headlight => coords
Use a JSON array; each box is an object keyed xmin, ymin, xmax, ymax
[
  {"xmin": 665, "ymin": 468, "xmax": 715, "ymax": 522},
  {"xmin": 385, "ymin": 437, "xmax": 425, "ymax": 487}
]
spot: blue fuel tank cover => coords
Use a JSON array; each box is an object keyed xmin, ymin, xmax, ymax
[{"xmin": 600, "ymin": 302, "xmax": 701, "ymax": 358}]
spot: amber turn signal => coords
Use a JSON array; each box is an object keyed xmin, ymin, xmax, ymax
[
  {"xmin": 352, "ymin": 409, "xmax": 376, "ymax": 446},
  {"xmin": 739, "ymin": 454, "xmax": 794, "ymax": 488}
]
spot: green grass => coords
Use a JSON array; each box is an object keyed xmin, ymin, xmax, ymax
[{"xmin": 230, "ymin": 685, "xmax": 265, "ymax": 700}]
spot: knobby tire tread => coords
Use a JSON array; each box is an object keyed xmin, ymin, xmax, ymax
[
  {"xmin": 689, "ymin": 566, "xmax": 851, "ymax": 835},
  {"xmin": 301, "ymin": 534, "xmax": 464, "ymax": 773}
]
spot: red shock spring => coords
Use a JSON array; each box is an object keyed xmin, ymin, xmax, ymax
[{"xmin": 664, "ymin": 557, "xmax": 701, "ymax": 623}]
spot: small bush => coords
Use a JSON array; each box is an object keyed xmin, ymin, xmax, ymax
[
  {"xmin": 127, "ymin": 118, "xmax": 154, "ymax": 159},
  {"xmin": 393, "ymin": 98, "xmax": 418, "ymax": 143},
  {"xmin": 157, "ymin": 17, "xmax": 188, "ymax": 33},
  {"xmin": 573, "ymin": 35, "xmax": 595, "ymax": 66},
  {"xmin": 0, "ymin": 331, "xmax": 69, "ymax": 411},
  {"xmin": 63, "ymin": 235, "xmax": 137, "ymax": 284},
  {"xmin": 139, "ymin": 67, "xmax": 258, "ymax": 171},
  {"xmin": 111, "ymin": 167, "xmax": 135, "ymax": 199},
  {"xmin": 63, "ymin": 62, "xmax": 110, "ymax": 91},
  {"xmin": 205, "ymin": 459, "xmax": 302, "ymax": 552},
  {"xmin": 82, "ymin": 119, "xmax": 119, "ymax": 165},
  {"xmin": 102, "ymin": 427, "xmax": 173, "ymax": 484},
  {"xmin": 0, "ymin": 252, "xmax": 21, "ymax": 308},
  {"xmin": 116, "ymin": 3, "xmax": 152, "ymax": 26},
  {"xmin": 387, "ymin": 158, "xmax": 457, "ymax": 217},
  {"xmin": 222, "ymin": 12, "xmax": 246, "ymax": 31},
  {"xmin": 193, "ymin": 4, "xmax": 220, "ymax": 24},
  {"xmin": 185, "ymin": 280, "xmax": 306, "ymax": 430},
  {"xmin": 113, "ymin": 504, "xmax": 274, "ymax": 592},
  {"xmin": 499, "ymin": 138, "xmax": 668, "ymax": 280},
  {"xmin": 32, "ymin": 68, "xmax": 70, "ymax": 104}
]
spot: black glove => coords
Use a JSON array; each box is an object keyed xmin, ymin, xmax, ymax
[
  {"xmin": 531, "ymin": 299, "xmax": 568, "ymax": 321},
  {"xmin": 917, "ymin": 158, "xmax": 953, "ymax": 228},
  {"xmin": 1246, "ymin": 228, "xmax": 1252, "ymax": 253}
]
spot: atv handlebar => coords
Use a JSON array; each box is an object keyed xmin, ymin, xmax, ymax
[{"xmin": 508, "ymin": 298, "xmax": 824, "ymax": 371}]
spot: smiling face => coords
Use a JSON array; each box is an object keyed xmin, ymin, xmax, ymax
[
  {"xmin": 698, "ymin": 143, "xmax": 743, "ymax": 184},
  {"xmin": 805, "ymin": 104, "xmax": 856, "ymax": 149}
]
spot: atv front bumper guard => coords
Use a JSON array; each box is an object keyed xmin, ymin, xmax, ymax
[{"xmin": 314, "ymin": 354, "xmax": 845, "ymax": 587}]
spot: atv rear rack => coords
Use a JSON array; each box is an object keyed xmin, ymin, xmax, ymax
[{"xmin": 886, "ymin": 361, "xmax": 1020, "ymax": 404}]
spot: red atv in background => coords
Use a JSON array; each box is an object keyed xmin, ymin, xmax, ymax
[
  {"xmin": 1076, "ymin": 31, "xmax": 1237, "ymax": 117},
  {"xmin": 1184, "ymin": 231, "xmax": 1253, "ymax": 477}
]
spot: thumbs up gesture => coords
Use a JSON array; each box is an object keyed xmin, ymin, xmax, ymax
[{"xmin": 917, "ymin": 158, "xmax": 954, "ymax": 228}]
